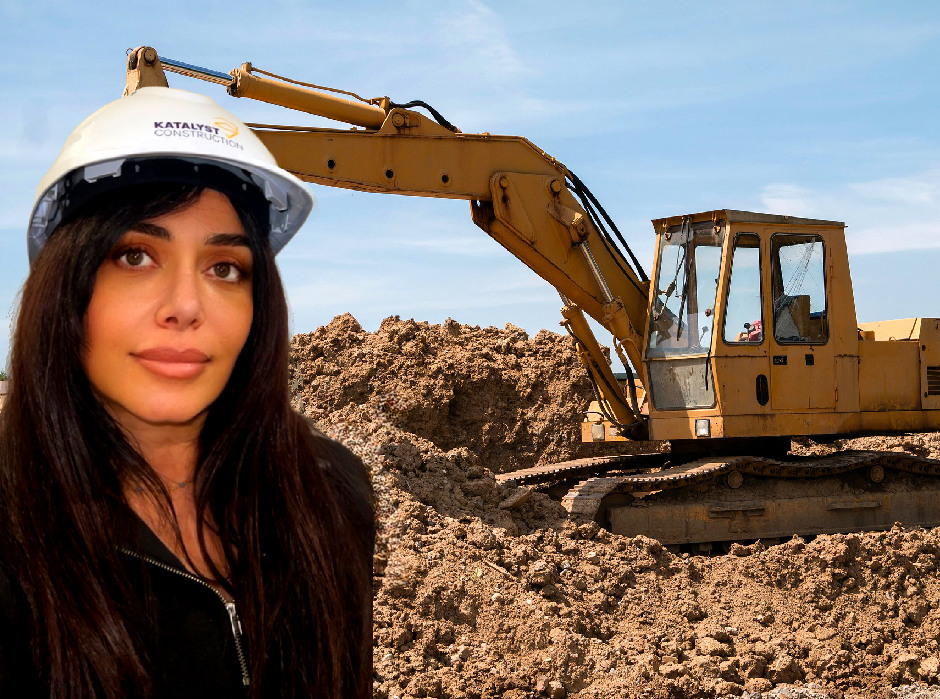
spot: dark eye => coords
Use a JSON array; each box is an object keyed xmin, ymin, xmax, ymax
[
  {"xmin": 118, "ymin": 249, "xmax": 152, "ymax": 267},
  {"xmin": 213, "ymin": 262, "xmax": 241, "ymax": 281}
]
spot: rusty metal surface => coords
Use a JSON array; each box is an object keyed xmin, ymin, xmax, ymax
[
  {"xmin": 495, "ymin": 452, "xmax": 669, "ymax": 487},
  {"xmin": 560, "ymin": 450, "xmax": 940, "ymax": 544},
  {"xmin": 606, "ymin": 466, "xmax": 940, "ymax": 545},
  {"xmin": 500, "ymin": 449, "xmax": 940, "ymax": 491}
]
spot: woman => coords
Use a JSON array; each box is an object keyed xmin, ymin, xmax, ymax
[{"xmin": 0, "ymin": 87, "xmax": 374, "ymax": 698}]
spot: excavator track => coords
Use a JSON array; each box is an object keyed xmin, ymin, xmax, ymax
[
  {"xmin": 570, "ymin": 450, "xmax": 940, "ymax": 544},
  {"xmin": 494, "ymin": 452, "xmax": 670, "ymax": 487},
  {"xmin": 560, "ymin": 451, "xmax": 903, "ymax": 514},
  {"xmin": 502, "ymin": 450, "xmax": 940, "ymax": 546}
]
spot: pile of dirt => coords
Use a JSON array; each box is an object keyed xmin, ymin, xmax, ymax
[
  {"xmin": 292, "ymin": 314, "xmax": 940, "ymax": 699},
  {"xmin": 792, "ymin": 433, "xmax": 940, "ymax": 460},
  {"xmin": 290, "ymin": 313, "xmax": 658, "ymax": 473},
  {"xmin": 372, "ymin": 516, "xmax": 940, "ymax": 699}
]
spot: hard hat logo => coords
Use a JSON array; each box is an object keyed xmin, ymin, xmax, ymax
[
  {"xmin": 213, "ymin": 118, "xmax": 239, "ymax": 139},
  {"xmin": 152, "ymin": 120, "xmax": 244, "ymax": 150}
]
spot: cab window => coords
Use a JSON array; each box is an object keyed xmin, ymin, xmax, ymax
[
  {"xmin": 647, "ymin": 221, "xmax": 724, "ymax": 358},
  {"xmin": 771, "ymin": 233, "xmax": 828, "ymax": 344},
  {"xmin": 723, "ymin": 233, "xmax": 763, "ymax": 344}
]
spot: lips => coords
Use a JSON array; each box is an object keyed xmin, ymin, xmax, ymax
[
  {"xmin": 134, "ymin": 347, "xmax": 209, "ymax": 363},
  {"xmin": 132, "ymin": 347, "xmax": 210, "ymax": 379}
]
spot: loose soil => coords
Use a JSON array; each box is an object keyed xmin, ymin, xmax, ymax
[{"xmin": 291, "ymin": 314, "xmax": 940, "ymax": 699}]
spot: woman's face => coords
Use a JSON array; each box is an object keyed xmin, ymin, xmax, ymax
[{"xmin": 84, "ymin": 188, "xmax": 254, "ymax": 431}]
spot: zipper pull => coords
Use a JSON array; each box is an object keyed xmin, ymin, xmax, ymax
[
  {"xmin": 225, "ymin": 601, "xmax": 243, "ymax": 638},
  {"xmin": 225, "ymin": 601, "xmax": 251, "ymax": 686}
]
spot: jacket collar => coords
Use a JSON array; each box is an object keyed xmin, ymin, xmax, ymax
[{"xmin": 126, "ymin": 510, "xmax": 189, "ymax": 572}]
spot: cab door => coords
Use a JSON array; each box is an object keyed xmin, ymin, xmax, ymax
[
  {"xmin": 716, "ymin": 232, "xmax": 770, "ymax": 415},
  {"xmin": 767, "ymin": 232, "xmax": 835, "ymax": 410}
]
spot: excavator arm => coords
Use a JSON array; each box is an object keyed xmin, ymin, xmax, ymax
[{"xmin": 124, "ymin": 47, "xmax": 651, "ymax": 433}]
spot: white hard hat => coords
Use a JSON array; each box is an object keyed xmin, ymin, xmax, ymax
[{"xmin": 28, "ymin": 86, "xmax": 314, "ymax": 262}]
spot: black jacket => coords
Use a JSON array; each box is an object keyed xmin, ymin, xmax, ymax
[
  {"xmin": 0, "ymin": 427, "xmax": 374, "ymax": 698},
  {"xmin": 0, "ymin": 514, "xmax": 251, "ymax": 697}
]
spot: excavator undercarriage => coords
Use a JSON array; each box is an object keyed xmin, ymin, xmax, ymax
[{"xmin": 497, "ymin": 448, "xmax": 940, "ymax": 548}]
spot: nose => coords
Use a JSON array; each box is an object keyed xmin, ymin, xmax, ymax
[{"xmin": 156, "ymin": 265, "xmax": 204, "ymax": 329}]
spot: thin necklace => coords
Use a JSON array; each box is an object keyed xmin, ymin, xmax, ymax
[{"xmin": 134, "ymin": 479, "xmax": 192, "ymax": 494}]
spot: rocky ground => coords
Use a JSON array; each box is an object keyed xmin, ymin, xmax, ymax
[{"xmin": 291, "ymin": 314, "xmax": 940, "ymax": 699}]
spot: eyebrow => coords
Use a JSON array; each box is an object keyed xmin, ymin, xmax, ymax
[
  {"xmin": 133, "ymin": 222, "xmax": 170, "ymax": 240},
  {"xmin": 206, "ymin": 233, "xmax": 250, "ymax": 248},
  {"xmin": 131, "ymin": 223, "xmax": 249, "ymax": 248}
]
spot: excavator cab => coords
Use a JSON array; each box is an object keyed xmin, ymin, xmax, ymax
[
  {"xmin": 583, "ymin": 208, "xmax": 940, "ymax": 453},
  {"xmin": 636, "ymin": 210, "xmax": 859, "ymax": 445}
]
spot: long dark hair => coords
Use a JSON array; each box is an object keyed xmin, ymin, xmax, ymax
[{"xmin": 0, "ymin": 183, "xmax": 373, "ymax": 699}]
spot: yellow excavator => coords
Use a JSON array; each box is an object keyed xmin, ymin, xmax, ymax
[{"xmin": 123, "ymin": 47, "xmax": 940, "ymax": 550}]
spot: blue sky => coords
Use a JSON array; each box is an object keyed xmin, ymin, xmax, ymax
[{"xmin": 2, "ymin": 1, "xmax": 940, "ymax": 369}]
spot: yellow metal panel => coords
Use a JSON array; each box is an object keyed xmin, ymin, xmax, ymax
[
  {"xmin": 857, "ymin": 318, "xmax": 921, "ymax": 341},
  {"xmin": 858, "ymin": 341, "xmax": 920, "ymax": 411},
  {"xmin": 769, "ymin": 354, "xmax": 809, "ymax": 410},
  {"xmin": 918, "ymin": 319, "xmax": 940, "ymax": 410},
  {"xmin": 810, "ymin": 351, "xmax": 837, "ymax": 409},
  {"xmin": 858, "ymin": 409, "xmax": 940, "ymax": 433},
  {"xmin": 721, "ymin": 411, "xmax": 859, "ymax": 438},
  {"xmin": 835, "ymin": 355, "xmax": 860, "ymax": 412},
  {"xmin": 581, "ymin": 421, "xmax": 628, "ymax": 442},
  {"xmin": 714, "ymin": 356, "xmax": 772, "ymax": 415},
  {"xmin": 768, "ymin": 352, "xmax": 836, "ymax": 410},
  {"xmin": 648, "ymin": 413, "xmax": 724, "ymax": 441},
  {"xmin": 828, "ymin": 239, "xmax": 860, "ymax": 355},
  {"xmin": 654, "ymin": 408, "xmax": 940, "ymax": 441}
]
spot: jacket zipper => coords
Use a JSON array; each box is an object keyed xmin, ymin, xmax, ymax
[{"xmin": 120, "ymin": 548, "xmax": 251, "ymax": 686}]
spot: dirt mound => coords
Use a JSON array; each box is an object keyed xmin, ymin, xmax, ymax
[
  {"xmin": 793, "ymin": 434, "xmax": 940, "ymax": 460},
  {"xmin": 370, "ymin": 507, "xmax": 940, "ymax": 699},
  {"xmin": 290, "ymin": 314, "xmax": 657, "ymax": 473},
  {"xmin": 293, "ymin": 314, "xmax": 940, "ymax": 699}
]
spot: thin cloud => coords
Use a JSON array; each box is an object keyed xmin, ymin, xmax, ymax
[
  {"xmin": 759, "ymin": 184, "xmax": 821, "ymax": 220},
  {"xmin": 434, "ymin": 0, "xmax": 530, "ymax": 85},
  {"xmin": 413, "ymin": 1, "xmax": 592, "ymax": 132},
  {"xmin": 286, "ymin": 264, "xmax": 553, "ymax": 314},
  {"xmin": 398, "ymin": 236, "xmax": 504, "ymax": 257},
  {"xmin": 757, "ymin": 169, "xmax": 940, "ymax": 254},
  {"xmin": 279, "ymin": 208, "xmax": 503, "ymax": 265},
  {"xmin": 848, "ymin": 175, "xmax": 939, "ymax": 206},
  {"xmin": 0, "ymin": 96, "xmax": 107, "ymax": 228}
]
